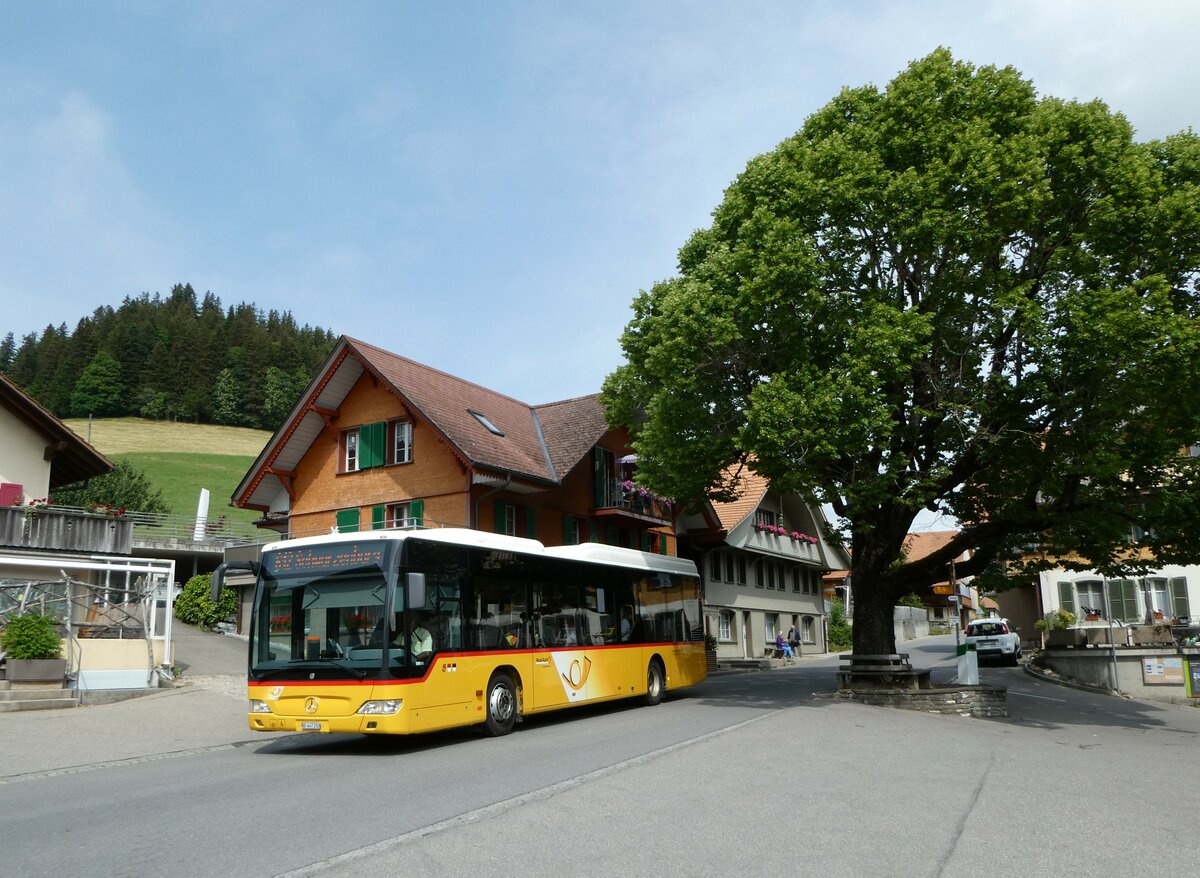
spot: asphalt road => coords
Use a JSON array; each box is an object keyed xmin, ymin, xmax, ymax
[{"xmin": 2, "ymin": 633, "xmax": 1199, "ymax": 877}]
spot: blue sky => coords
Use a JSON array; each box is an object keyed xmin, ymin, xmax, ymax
[{"xmin": 3, "ymin": 1, "xmax": 1198, "ymax": 408}]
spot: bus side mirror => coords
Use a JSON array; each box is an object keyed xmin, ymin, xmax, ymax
[
  {"xmin": 407, "ymin": 572, "xmax": 426, "ymax": 610},
  {"xmin": 212, "ymin": 560, "xmax": 259, "ymax": 602}
]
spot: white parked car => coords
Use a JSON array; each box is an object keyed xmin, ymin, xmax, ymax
[{"xmin": 965, "ymin": 617, "xmax": 1022, "ymax": 664}]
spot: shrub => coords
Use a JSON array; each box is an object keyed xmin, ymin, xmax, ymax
[
  {"xmin": 174, "ymin": 574, "xmax": 238, "ymax": 629},
  {"xmin": 828, "ymin": 599, "xmax": 853, "ymax": 651},
  {"xmin": 898, "ymin": 593, "xmax": 925, "ymax": 609},
  {"xmin": 1034, "ymin": 609, "xmax": 1076, "ymax": 632},
  {"xmin": 1, "ymin": 613, "xmax": 63, "ymax": 660}
]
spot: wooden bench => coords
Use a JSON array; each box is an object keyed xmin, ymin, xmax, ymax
[{"xmin": 837, "ymin": 653, "xmax": 931, "ymax": 690}]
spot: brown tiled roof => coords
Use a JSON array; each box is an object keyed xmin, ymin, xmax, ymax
[
  {"xmin": 349, "ymin": 337, "xmax": 562, "ymax": 483},
  {"xmin": 0, "ymin": 373, "xmax": 111, "ymax": 488},
  {"xmin": 710, "ymin": 468, "xmax": 769, "ymax": 531},
  {"xmin": 902, "ymin": 530, "xmax": 967, "ymax": 563},
  {"xmin": 533, "ymin": 395, "xmax": 608, "ymax": 479}
]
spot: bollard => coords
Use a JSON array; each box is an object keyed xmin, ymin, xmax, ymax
[{"xmin": 957, "ymin": 641, "xmax": 979, "ymax": 685}]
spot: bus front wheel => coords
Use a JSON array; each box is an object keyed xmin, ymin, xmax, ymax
[
  {"xmin": 484, "ymin": 672, "xmax": 518, "ymax": 736},
  {"xmin": 644, "ymin": 660, "xmax": 665, "ymax": 706}
]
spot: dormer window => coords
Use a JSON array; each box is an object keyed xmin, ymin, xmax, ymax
[{"xmin": 469, "ymin": 410, "xmax": 504, "ymax": 436}]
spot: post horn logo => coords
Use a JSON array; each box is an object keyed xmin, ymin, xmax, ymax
[
  {"xmin": 304, "ymin": 696, "xmax": 320, "ymax": 714},
  {"xmin": 560, "ymin": 657, "xmax": 592, "ymax": 692}
]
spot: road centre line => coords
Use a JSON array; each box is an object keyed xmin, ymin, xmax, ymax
[{"xmin": 273, "ymin": 709, "xmax": 786, "ymax": 878}]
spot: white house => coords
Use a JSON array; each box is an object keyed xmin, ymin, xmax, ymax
[
  {"xmin": 0, "ymin": 374, "xmax": 176, "ymax": 692},
  {"xmin": 679, "ymin": 470, "xmax": 850, "ymax": 659}
]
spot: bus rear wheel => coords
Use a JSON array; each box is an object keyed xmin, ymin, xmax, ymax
[
  {"xmin": 484, "ymin": 672, "xmax": 517, "ymax": 736},
  {"xmin": 644, "ymin": 660, "xmax": 665, "ymax": 706}
]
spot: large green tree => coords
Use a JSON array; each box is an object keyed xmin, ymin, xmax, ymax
[
  {"xmin": 70, "ymin": 350, "xmax": 124, "ymax": 417},
  {"xmin": 602, "ymin": 50, "xmax": 1200, "ymax": 655}
]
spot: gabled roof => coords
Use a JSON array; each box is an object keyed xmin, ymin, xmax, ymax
[
  {"xmin": 234, "ymin": 337, "xmax": 612, "ymax": 510},
  {"xmin": 710, "ymin": 469, "xmax": 769, "ymax": 532},
  {"xmin": 0, "ymin": 373, "xmax": 112, "ymax": 488}
]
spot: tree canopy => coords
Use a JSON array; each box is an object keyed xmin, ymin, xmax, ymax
[
  {"xmin": 602, "ymin": 49, "xmax": 1200, "ymax": 654},
  {"xmin": 50, "ymin": 459, "xmax": 170, "ymax": 515}
]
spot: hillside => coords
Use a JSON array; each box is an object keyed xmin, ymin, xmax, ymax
[{"xmin": 63, "ymin": 418, "xmax": 272, "ymax": 523}]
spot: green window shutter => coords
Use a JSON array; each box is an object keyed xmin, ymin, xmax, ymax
[
  {"xmin": 525, "ymin": 506, "xmax": 537, "ymax": 539},
  {"xmin": 1106, "ymin": 579, "xmax": 1138, "ymax": 622},
  {"xmin": 1170, "ymin": 577, "xmax": 1190, "ymax": 619},
  {"xmin": 660, "ymin": 535, "xmax": 668, "ymax": 555},
  {"xmin": 641, "ymin": 532, "xmax": 651, "ymax": 552},
  {"xmin": 588, "ymin": 519, "xmax": 600, "ymax": 543},
  {"xmin": 371, "ymin": 505, "xmax": 386, "ymax": 529},
  {"xmin": 563, "ymin": 514, "xmax": 576, "ymax": 545},
  {"xmin": 605, "ymin": 523, "xmax": 619, "ymax": 545},
  {"xmin": 335, "ymin": 508, "xmax": 360, "ymax": 533},
  {"xmin": 360, "ymin": 421, "xmax": 386, "ymax": 469},
  {"xmin": 494, "ymin": 499, "xmax": 507, "ymax": 534},
  {"xmin": 1113, "ymin": 580, "xmax": 1132, "ymax": 618},
  {"xmin": 1057, "ymin": 582, "xmax": 1075, "ymax": 615},
  {"xmin": 593, "ymin": 447, "xmax": 607, "ymax": 507},
  {"xmin": 409, "ymin": 499, "xmax": 424, "ymax": 528}
]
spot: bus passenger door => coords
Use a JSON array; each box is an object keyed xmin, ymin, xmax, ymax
[{"xmin": 530, "ymin": 608, "xmax": 590, "ymax": 710}]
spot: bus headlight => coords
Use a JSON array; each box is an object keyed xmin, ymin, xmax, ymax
[
  {"xmin": 249, "ymin": 700, "xmax": 272, "ymax": 714},
  {"xmin": 357, "ymin": 699, "xmax": 403, "ymax": 715}
]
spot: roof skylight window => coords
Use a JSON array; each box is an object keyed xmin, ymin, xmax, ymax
[{"xmin": 469, "ymin": 410, "xmax": 505, "ymax": 436}]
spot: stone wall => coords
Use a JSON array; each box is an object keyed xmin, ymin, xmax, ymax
[
  {"xmin": 1041, "ymin": 646, "xmax": 1200, "ymax": 703},
  {"xmin": 826, "ymin": 684, "xmax": 1007, "ymax": 718}
]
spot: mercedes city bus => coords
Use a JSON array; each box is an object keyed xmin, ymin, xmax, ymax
[{"xmin": 214, "ymin": 528, "xmax": 706, "ymax": 737}]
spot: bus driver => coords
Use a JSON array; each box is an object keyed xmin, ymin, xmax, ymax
[{"xmin": 409, "ymin": 614, "xmax": 434, "ymax": 660}]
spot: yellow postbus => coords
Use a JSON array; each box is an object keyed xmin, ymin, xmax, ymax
[{"xmin": 215, "ymin": 528, "xmax": 706, "ymax": 737}]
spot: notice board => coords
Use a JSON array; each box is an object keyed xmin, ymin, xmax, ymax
[{"xmin": 1142, "ymin": 656, "xmax": 1185, "ymax": 685}]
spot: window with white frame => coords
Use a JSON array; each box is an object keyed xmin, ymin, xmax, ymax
[
  {"xmin": 765, "ymin": 613, "xmax": 779, "ymax": 642},
  {"xmin": 342, "ymin": 421, "xmax": 411, "ymax": 473},
  {"xmin": 719, "ymin": 610, "xmax": 733, "ymax": 641},
  {"xmin": 754, "ymin": 509, "xmax": 778, "ymax": 528},
  {"xmin": 387, "ymin": 502, "xmax": 410, "ymax": 529},
  {"xmin": 802, "ymin": 616, "xmax": 814, "ymax": 643},
  {"xmin": 502, "ymin": 503, "xmax": 517, "ymax": 536},
  {"xmin": 344, "ymin": 429, "xmax": 359, "ymax": 472},
  {"xmin": 1076, "ymin": 581, "xmax": 1105, "ymax": 616},
  {"xmin": 391, "ymin": 419, "xmax": 413, "ymax": 464}
]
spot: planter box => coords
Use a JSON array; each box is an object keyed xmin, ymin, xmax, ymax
[
  {"xmin": 6, "ymin": 658, "xmax": 68, "ymax": 684},
  {"xmin": 1045, "ymin": 629, "xmax": 1085, "ymax": 647}
]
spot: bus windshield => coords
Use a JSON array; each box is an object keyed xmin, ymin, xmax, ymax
[{"xmin": 249, "ymin": 539, "xmax": 408, "ymax": 680}]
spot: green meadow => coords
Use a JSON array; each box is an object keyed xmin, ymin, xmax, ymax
[{"xmin": 63, "ymin": 418, "xmax": 272, "ymax": 527}]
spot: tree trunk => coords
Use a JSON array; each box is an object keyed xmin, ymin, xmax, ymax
[
  {"xmin": 851, "ymin": 578, "xmax": 897, "ymax": 656},
  {"xmin": 849, "ymin": 528, "xmax": 904, "ymax": 656}
]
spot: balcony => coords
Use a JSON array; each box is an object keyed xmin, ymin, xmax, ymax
[
  {"xmin": 738, "ymin": 526, "xmax": 821, "ymax": 562},
  {"xmin": 0, "ymin": 506, "xmax": 134, "ymax": 555},
  {"xmin": 593, "ymin": 480, "xmax": 674, "ymax": 527}
]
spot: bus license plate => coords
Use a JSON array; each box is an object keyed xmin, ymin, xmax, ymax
[{"xmin": 300, "ymin": 721, "xmax": 322, "ymax": 731}]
